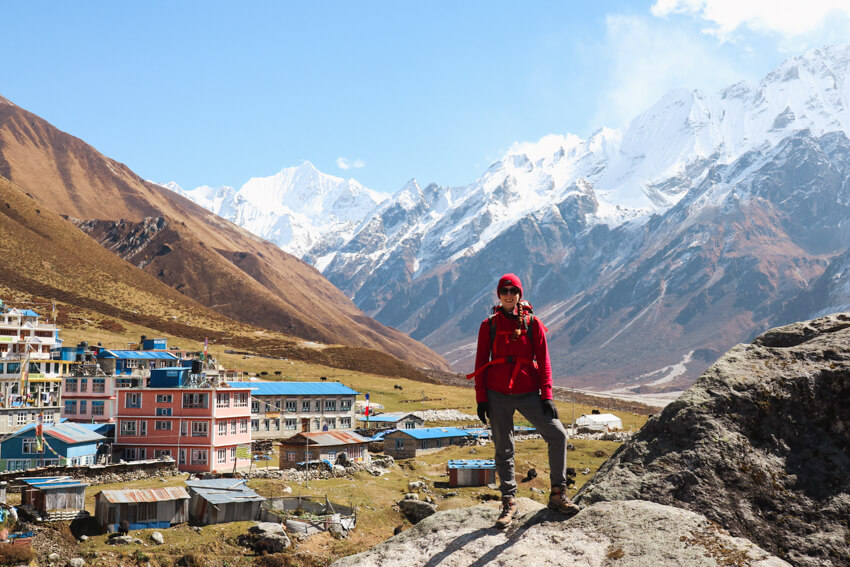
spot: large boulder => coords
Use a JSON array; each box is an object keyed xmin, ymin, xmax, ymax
[
  {"xmin": 332, "ymin": 498, "xmax": 787, "ymax": 566},
  {"xmin": 576, "ymin": 313, "xmax": 850, "ymax": 566}
]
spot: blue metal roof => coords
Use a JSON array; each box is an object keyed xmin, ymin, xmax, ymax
[
  {"xmin": 7, "ymin": 422, "xmax": 105, "ymax": 444},
  {"xmin": 99, "ymin": 350, "xmax": 180, "ymax": 360},
  {"xmin": 358, "ymin": 414, "xmax": 417, "ymax": 423},
  {"xmin": 225, "ymin": 381, "xmax": 359, "ymax": 396},
  {"xmin": 389, "ymin": 427, "xmax": 471, "ymax": 440},
  {"xmin": 19, "ymin": 476, "xmax": 89, "ymax": 489},
  {"xmin": 447, "ymin": 459, "xmax": 496, "ymax": 469},
  {"xmin": 19, "ymin": 309, "xmax": 39, "ymax": 317}
]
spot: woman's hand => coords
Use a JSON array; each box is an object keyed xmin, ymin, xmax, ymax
[
  {"xmin": 477, "ymin": 402, "xmax": 490, "ymax": 424},
  {"xmin": 542, "ymin": 399, "xmax": 559, "ymax": 420}
]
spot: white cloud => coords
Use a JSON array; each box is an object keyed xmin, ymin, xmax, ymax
[
  {"xmin": 589, "ymin": 14, "xmax": 746, "ymax": 130},
  {"xmin": 651, "ymin": 0, "xmax": 850, "ymax": 40},
  {"xmin": 336, "ymin": 157, "xmax": 365, "ymax": 170}
]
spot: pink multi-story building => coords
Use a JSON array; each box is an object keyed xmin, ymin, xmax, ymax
[{"xmin": 113, "ymin": 383, "xmax": 252, "ymax": 473}]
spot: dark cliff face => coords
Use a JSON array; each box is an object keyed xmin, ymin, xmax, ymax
[{"xmin": 575, "ymin": 312, "xmax": 850, "ymax": 567}]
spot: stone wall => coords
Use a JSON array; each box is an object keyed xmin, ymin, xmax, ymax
[{"xmin": 2, "ymin": 459, "xmax": 181, "ymax": 489}]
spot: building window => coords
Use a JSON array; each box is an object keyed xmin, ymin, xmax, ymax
[
  {"xmin": 65, "ymin": 379, "xmax": 77, "ymax": 393},
  {"xmin": 191, "ymin": 421, "xmax": 208, "ymax": 437},
  {"xmin": 240, "ymin": 419, "xmax": 248, "ymax": 434},
  {"xmin": 154, "ymin": 449, "xmax": 172, "ymax": 459},
  {"xmin": 218, "ymin": 421, "xmax": 227, "ymax": 436},
  {"xmin": 120, "ymin": 420, "xmax": 137, "ymax": 436},
  {"xmin": 183, "ymin": 392, "xmax": 208, "ymax": 409},
  {"xmin": 64, "ymin": 400, "xmax": 77, "ymax": 415},
  {"xmin": 22, "ymin": 439, "xmax": 39, "ymax": 453},
  {"xmin": 272, "ymin": 418, "xmax": 280, "ymax": 431},
  {"xmin": 233, "ymin": 392, "xmax": 248, "ymax": 407},
  {"xmin": 324, "ymin": 400, "xmax": 337, "ymax": 411},
  {"xmin": 263, "ymin": 419, "xmax": 270, "ymax": 431},
  {"xmin": 285, "ymin": 419, "xmax": 297, "ymax": 430},
  {"xmin": 421, "ymin": 440, "xmax": 428, "ymax": 449},
  {"xmin": 126, "ymin": 392, "xmax": 141, "ymax": 409},
  {"xmin": 156, "ymin": 394, "xmax": 173, "ymax": 403},
  {"xmin": 395, "ymin": 439, "xmax": 403, "ymax": 449},
  {"xmin": 340, "ymin": 417, "xmax": 351, "ymax": 428},
  {"xmin": 92, "ymin": 378, "xmax": 106, "ymax": 393},
  {"xmin": 302, "ymin": 400, "xmax": 311, "ymax": 412},
  {"xmin": 156, "ymin": 407, "xmax": 172, "ymax": 416},
  {"xmin": 287, "ymin": 451, "xmax": 297, "ymax": 461},
  {"xmin": 116, "ymin": 378, "xmax": 134, "ymax": 389},
  {"xmin": 251, "ymin": 400, "xmax": 260, "ymax": 413},
  {"xmin": 80, "ymin": 378, "xmax": 88, "ymax": 392},
  {"xmin": 283, "ymin": 400, "xmax": 296, "ymax": 412},
  {"xmin": 251, "ymin": 419, "xmax": 259, "ymax": 431},
  {"xmin": 92, "ymin": 401, "xmax": 105, "ymax": 415},
  {"xmin": 155, "ymin": 420, "xmax": 172, "ymax": 431},
  {"xmin": 314, "ymin": 401, "xmax": 321, "ymax": 412},
  {"xmin": 216, "ymin": 392, "xmax": 230, "ymax": 408},
  {"xmin": 230, "ymin": 447, "xmax": 236, "ymax": 460},
  {"xmin": 190, "ymin": 449, "xmax": 208, "ymax": 465},
  {"xmin": 341, "ymin": 400, "xmax": 351, "ymax": 410},
  {"xmin": 217, "ymin": 448, "xmax": 227, "ymax": 464},
  {"xmin": 79, "ymin": 400, "xmax": 87, "ymax": 415},
  {"xmin": 16, "ymin": 413, "xmax": 28, "ymax": 426},
  {"xmin": 181, "ymin": 421, "xmax": 188, "ymax": 436},
  {"xmin": 231, "ymin": 420, "xmax": 237, "ymax": 435},
  {"xmin": 179, "ymin": 449, "xmax": 186, "ymax": 465}
]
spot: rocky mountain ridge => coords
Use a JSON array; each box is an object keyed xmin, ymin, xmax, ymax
[{"xmin": 169, "ymin": 44, "xmax": 850, "ymax": 393}]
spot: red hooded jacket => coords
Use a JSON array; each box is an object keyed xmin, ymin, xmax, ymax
[{"xmin": 471, "ymin": 307, "xmax": 553, "ymax": 403}]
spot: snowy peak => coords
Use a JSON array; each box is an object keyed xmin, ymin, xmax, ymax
[{"xmin": 162, "ymin": 162, "xmax": 388, "ymax": 256}]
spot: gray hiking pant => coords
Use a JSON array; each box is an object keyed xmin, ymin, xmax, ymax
[{"xmin": 487, "ymin": 389, "xmax": 568, "ymax": 497}]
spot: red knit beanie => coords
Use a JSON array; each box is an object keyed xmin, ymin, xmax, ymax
[{"xmin": 497, "ymin": 273, "xmax": 523, "ymax": 298}]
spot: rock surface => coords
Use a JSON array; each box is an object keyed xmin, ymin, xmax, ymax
[
  {"xmin": 332, "ymin": 498, "xmax": 787, "ymax": 566},
  {"xmin": 576, "ymin": 313, "xmax": 850, "ymax": 566}
]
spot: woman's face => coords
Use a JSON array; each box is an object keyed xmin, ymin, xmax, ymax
[{"xmin": 498, "ymin": 285, "xmax": 521, "ymax": 311}]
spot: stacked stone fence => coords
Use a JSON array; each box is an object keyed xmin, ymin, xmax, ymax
[{"xmin": 2, "ymin": 459, "xmax": 181, "ymax": 490}]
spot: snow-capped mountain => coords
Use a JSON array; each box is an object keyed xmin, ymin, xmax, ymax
[
  {"xmin": 169, "ymin": 45, "xmax": 850, "ymax": 393},
  {"xmin": 165, "ymin": 161, "xmax": 388, "ymax": 258}
]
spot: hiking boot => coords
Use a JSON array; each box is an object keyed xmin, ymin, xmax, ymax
[
  {"xmin": 548, "ymin": 485, "xmax": 580, "ymax": 515},
  {"xmin": 494, "ymin": 495, "xmax": 518, "ymax": 529}
]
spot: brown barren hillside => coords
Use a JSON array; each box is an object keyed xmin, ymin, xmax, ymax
[
  {"xmin": 0, "ymin": 95, "xmax": 448, "ymax": 370},
  {"xmin": 0, "ymin": 176, "xmax": 437, "ymax": 381}
]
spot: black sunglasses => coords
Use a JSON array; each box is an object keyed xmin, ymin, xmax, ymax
[{"xmin": 499, "ymin": 287, "xmax": 520, "ymax": 295}]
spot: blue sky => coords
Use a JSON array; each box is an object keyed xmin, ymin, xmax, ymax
[{"xmin": 3, "ymin": 1, "xmax": 850, "ymax": 193}]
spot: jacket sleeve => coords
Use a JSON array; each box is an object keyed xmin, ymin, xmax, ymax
[
  {"xmin": 533, "ymin": 318, "xmax": 554, "ymax": 400},
  {"xmin": 473, "ymin": 320, "xmax": 492, "ymax": 403}
]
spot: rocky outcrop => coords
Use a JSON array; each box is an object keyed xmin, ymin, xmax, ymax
[
  {"xmin": 576, "ymin": 313, "xmax": 850, "ymax": 566},
  {"xmin": 332, "ymin": 498, "xmax": 787, "ymax": 566}
]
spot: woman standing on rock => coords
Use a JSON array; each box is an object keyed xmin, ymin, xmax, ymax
[{"xmin": 467, "ymin": 273, "xmax": 579, "ymax": 528}]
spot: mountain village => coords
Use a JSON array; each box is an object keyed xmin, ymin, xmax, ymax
[{"xmin": 0, "ymin": 298, "xmax": 634, "ymax": 565}]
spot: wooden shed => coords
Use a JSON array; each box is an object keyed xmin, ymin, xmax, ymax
[
  {"xmin": 447, "ymin": 459, "xmax": 497, "ymax": 487},
  {"xmin": 19, "ymin": 476, "xmax": 88, "ymax": 518},
  {"xmin": 94, "ymin": 487, "xmax": 189, "ymax": 532},
  {"xmin": 186, "ymin": 479, "xmax": 265, "ymax": 525},
  {"xmin": 279, "ymin": 430, "xmax": 370, "ymax": 469}
]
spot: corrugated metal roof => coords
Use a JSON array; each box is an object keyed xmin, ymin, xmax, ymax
[
  {"xmin": 99, "ymin": 350, "xmax": 180, "ymax": 360},
  {"xmin": 387, "ymin": 427, "xmax": 472, "ymax": 440},
  {"xmin": 7, "ymin": 422, "xmax": 105, "ymax": 445},
  {"xmin": 20, "ymin": 476, "xmax": 89, "ymax": 489},
  {"xmin": 98, "ymin": 487, "xmax": 190, "ymax": 503},
  {"xmin": 281, "ymin": 430, "xmax": 370, "ymax": 446},
  {"xmin": 186, "ymin": 479, "xmax": 265, "ymax": 504},
  {"xmin": 358, "ymin": 413, "xmax": 419, "ymax": 422},
  {"xmin": 226, "ymin": 381, "xmax": 359, "ymax": 396}
]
